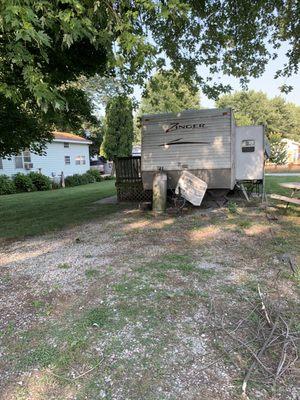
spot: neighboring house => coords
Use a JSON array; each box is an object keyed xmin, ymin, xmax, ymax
[
  {"xmin": 281, "ymin": 138, "xmax": 300, "ymax": 164},
  {"xmin": 0, "ymin": 131, "xmax": 92, "ymax": 178},
  {"xmin": 132, "ymin": 145, "xmax": 141, "ymax": 157}
]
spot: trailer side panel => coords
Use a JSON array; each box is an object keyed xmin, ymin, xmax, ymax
[{"xmin": 141, "ymin": 109, "xmax": 234, "ymax": 189}]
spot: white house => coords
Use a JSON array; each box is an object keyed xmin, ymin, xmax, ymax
[
  {"xmin": 281, "ymin": 138, "xmax": 300, "ymax": 164},
  {"xmin": 0, "ymin": 131, "xmax": 92, "ymax": 179},
  {"xmin": 132, "ymin": 145, "xmax": 141, "ymax": 157}
]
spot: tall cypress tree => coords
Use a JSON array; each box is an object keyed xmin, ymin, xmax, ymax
[{"xmin": 101, "ymin": 96, "xmax": 134, "ymax": 160}]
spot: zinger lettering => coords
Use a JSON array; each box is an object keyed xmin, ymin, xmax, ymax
[{"xmin": 165, "ymin": 122, "xmax": 205, "ymax": 133}]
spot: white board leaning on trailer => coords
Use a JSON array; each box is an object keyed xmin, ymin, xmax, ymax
[{"xmin": 175, "ymin": 170, "xmax": 207, "ymax": 206}]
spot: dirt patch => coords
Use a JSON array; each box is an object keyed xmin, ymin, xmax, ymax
[{"xmin": 93, "ymin": 195, "xmax": 118, "ymax": 205}]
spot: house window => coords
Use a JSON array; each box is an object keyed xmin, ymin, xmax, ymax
[
  {"xmin": 0, "ymin": 158, "xmax": 3, "ymax": 169},
  {"xmin": 15, "ymin": 154, "xmax": 24, "ymax": 169},
  {"xmin": 23, "ymin": 150, "xmax": 31, "ymax": 164},
  {"xmin": 15, "ymin": 150, "xmax": 31, "ymax": 169},
  {"xmin": 64, "ymin": 142, "xmax": 69, "ymax": 148},
  {"xmin": 65, "ymin": 156, "xmax": 71, "ymax": 165},
  {"xmin": 75, "ymin": 156, "xmax": 86, "ymax": 165}
]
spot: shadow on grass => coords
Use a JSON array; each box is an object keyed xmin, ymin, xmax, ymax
[{"xmin": 0, "ymin": 181, "xmax": 121, "ymax": 240}]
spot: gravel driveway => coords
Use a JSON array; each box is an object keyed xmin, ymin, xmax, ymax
[{"xmin": 0, "ymin": 205, "xmax": 299, "ymax": 400}]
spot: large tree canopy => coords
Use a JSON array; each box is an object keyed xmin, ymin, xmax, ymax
[
  {"xmin": 1, "ymin": 1, "xmax": 299, "ymax": 156},
  {"xmin": 0, "ymin": 85, "xmax": 101, "ymax": 157},
  {"xmin": 140, "ymin": 70, "xmax": 200, "ymax": 114},
  {"xmin": 0, "ymin": 0, "xmax": 109, "ymax": 156},
  {"xmin": 216, "ymin": 91, "xmax": 300, "ymax": 140}
]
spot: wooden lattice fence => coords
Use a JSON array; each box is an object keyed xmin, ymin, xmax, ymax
[{"xmin": 115, "ymin": 157, "xmax": 152, "ymax": 202}]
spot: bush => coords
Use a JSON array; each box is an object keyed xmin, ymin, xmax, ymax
[
  {"xmin": 13, "ymin": 173, "xmax": 35, "ymax": 192},
  {"xmin": 269, "ymin": 132, "xmax": 288, "ymax": 165},
  {"xmin": 51, "ymin": 181, "xmax": 61, "ymax": 190},
  {"xmin": 82, "ymin": 172, "xmax": 96, "ymax": 184},
  {"xmin": 86, "ymin": 169, "xmax": 103, "ymax": 182},
  {"xmin": 65, "ymin": 174, "xmax": 83, "ymax": 187},
  {"xmin": 103, "ymin": 175, "xmax": 115, "ymax": 181},
  {"xmin": 65, "ymin": 172, "xmax": 99, "ymax": 187},
  {"xmin": 28, "ymin": 172, "xmax": 52, "ymax": 191},
  {"xmin": 0, "ymin": 175, "xmax": 16, "ymax": 195}
]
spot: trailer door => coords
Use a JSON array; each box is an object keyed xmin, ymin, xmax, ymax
[{"xmin": 235, "ymin": 126, "xmax": 264, "ymax": 181}]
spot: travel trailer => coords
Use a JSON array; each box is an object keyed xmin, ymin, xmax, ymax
[{"xmin": 141, "ymin": 108, "xmax": 266, "ymax": 193}]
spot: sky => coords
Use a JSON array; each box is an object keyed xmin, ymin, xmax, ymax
[
  {"xmin": 133, "ymin": 43, "xmax": 300, "ymax": 109},
  {"xmin": 200, "ymin": 44, "xmax": 300, "ymax": 108}
]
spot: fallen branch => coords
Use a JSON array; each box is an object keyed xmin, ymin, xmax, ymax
[
  {"xmin": 231, "ymin": 304, "xmax": 260, "ymax": 333},
  {"xmin": 203, "ymin": 287, "xmax": 299, "ymax": 399},
  {"xmin": 241, "ymin": 316, "xmax": 279, "ymax": 399},
  {"xmin": 257, "ymin": 284, "xmax": 272, "ymax": 327},
  {"xmin": 50, "ymin": 359, "xmax": 102, "ymax": 382},
  {"xmin": 225, "ymin": 329, "xmax": 273, "ymax": 375}
]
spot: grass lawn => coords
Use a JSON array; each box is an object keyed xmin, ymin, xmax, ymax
[
  {"xmin": 0, "ymin": 175, "xmax": 299, "ymax": 240},
  {"xmin": 265, "ymin": 174, "xmax": 300, "ymax": 196},
  {"xmin": 0, "ymin": 181, "xmax": 117, "ymax": 239}
]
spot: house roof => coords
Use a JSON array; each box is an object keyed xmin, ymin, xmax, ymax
[{"xmin": 53, "ymin": 131, "xmax": 92, "ymax": 144}]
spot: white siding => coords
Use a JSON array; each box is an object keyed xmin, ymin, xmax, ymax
[
  {"xmin": 282, "ymin": 139, "xmax": 300, "ymax": 163},
  {"xmin": 0, "ymin": 141, "xmax": 90, "ymax": 178},
  {"xmin": 141, "ymin": 108, "xmax": 233, "ymax": 172}
]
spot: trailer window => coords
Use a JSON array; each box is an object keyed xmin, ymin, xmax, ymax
[{"xmin": 242, "ymin": 140, "xmax": 255, "ymax": 152}]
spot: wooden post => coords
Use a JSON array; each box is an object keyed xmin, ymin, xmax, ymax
[
  {"xmin": 61, "ymin": 171, "xmax": 65, "ymax": 188},
  {"xmin": 152, "ymin": 171, "xmax": 167, "ymax": 213}
]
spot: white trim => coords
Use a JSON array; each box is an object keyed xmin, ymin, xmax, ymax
[{"xmin": 53, "ymin": 138, "xmax": 92, "ymax": 145}]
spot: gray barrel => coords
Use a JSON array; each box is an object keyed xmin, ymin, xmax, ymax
[{"xmin": 152, "ymin": 171, "xmax": 167, "ymax": 213}]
